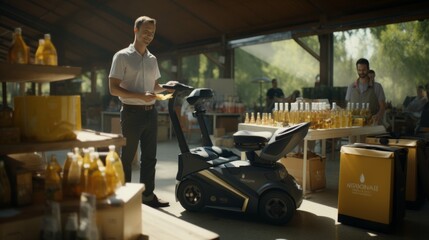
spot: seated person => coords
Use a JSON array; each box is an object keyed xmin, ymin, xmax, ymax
[
  {"xmin": 390, "ymin": 85, "xmax": 429, "ymax": 135},
  {"xmin": 404, "ymin": 85, "xmax": 428, "ymax": 118},
  {"xmin": 285, "ymin": 90, "xmax": 301, "ymax": 103}
]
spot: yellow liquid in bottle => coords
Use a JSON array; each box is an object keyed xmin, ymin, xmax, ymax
[
  {"xmin": 106, "ymin": 145, "xmax": 125, "ymax": 185},
  {"xmin": 105, "ymin": 157, "xmax": 121, "ymax": 194},
  {"xmin": 89, "ymin": 167, "xmax": 110, "ymax": 199},
  {"xmin": 66, "ymin": 155, "xmax": 81, "ymax": 198},
  {"xmin": 8, "ymin": 28, "xmax": 29, "ymax": 64},
  {"xmin": 42, "ymin": 33, "xmax": 58, "ymax": 66},
  {"xmin": 45, "ymin": 164, "xmax": 63, "ymax": 201},
  {"xmin": 35, "ymin": 39, "xmax": 45, "ymax": 65}
]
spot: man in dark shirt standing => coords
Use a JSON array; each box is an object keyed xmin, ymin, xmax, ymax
[{"xmin": 266, "ymin": 78, "xmax": 285, "ymax": 112}]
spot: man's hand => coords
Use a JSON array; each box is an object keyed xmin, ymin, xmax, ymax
[
  {"xmin": 141, "ymin": 91, "xmax": 156, "ymax": 102},
  {"xmin": 371, "ymin": 113, "xmax": 382, "ymax": 125},
  {"xmin": 164, "ymin": 81, "xmax": 178, "ymax": 93}
]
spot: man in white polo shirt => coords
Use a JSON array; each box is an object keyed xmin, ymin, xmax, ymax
[{"xmin": 109, "ymin": 16, "xmax": 173, "ymax": 208}]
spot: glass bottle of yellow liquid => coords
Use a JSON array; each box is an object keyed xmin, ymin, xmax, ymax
[
  {"xmin": 106, "ymin": 145, "xmax": 125, "ymax": 185},
  {"xmin": 42, "ymin": 33, "xmax": 58, "ymax": 66},
  {"xmin": 62, "ymin": 152, "xmax": 74, "ymax": 198},
  {"xmin": 49, "ymin": 155, "xmax": 62, "ymax": 176},
  {"xmin": 0, "ymin": 161, "xmax": 12, "ymax": 207},
  {"xmin": 74, "ymin": 147, "xmax": 83, "ymax": 166},
  {"xmin": 63, "ymin": 152, "xmax": 73, "ymax": 181},
  {"xmin": 8, "ymin": 27, "xmax": 29, "ymax": 64},
  {"xmin": 66, "ymin": 155, "xmax": 81, "ymax": 198},
  {"xmin": 89, "ymin": 166, "xmax": 110, "ymax": 199},
  {"xmin": 45, "ymin": 161, "xmax": 63, "ymax": 202},
  {"xmin": 272, "ymin": 102, "xmax": 279, "ymax": 123},
  {"xmin": 35, "ymin": 39, "xmax": 45, "ymax": 65},
  {"xmin": 78, "ymin": 149, "xmax": 91, "ymax": 193},
  {"xmin": 105, "ymin": 156, "xmax": 121, "ymax": 195},
  {"xmin": 250, "ymin": 112, "xmax": 255, "ymax": 124},
  {"xmin": 255, "ymin": 112, "xmax": 261, "ymax": 125},
  {"xmin": 244, "ymin": 112, "xmax": 249, "ymax": 123}
]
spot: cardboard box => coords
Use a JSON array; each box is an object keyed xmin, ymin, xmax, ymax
[
  {"xmin": 217, "ymin": 117, "xmax": 239, "ymax": 133},
  {"xmin": 0, "ymin": 183, "xmax": 144, "ymax": 240},
  {"xmin": 96, "ymin": 183, "xmax": 144, "ymax": 240},
  {"xmin": 365, "ymin": 137, "xmax": 423, "ymax": 208},
  {"xmin": 157, "ymin": 126, "xmax": 169, "ymax": 142},
  {"xmin": 210, "ymin": 135, "xmax": 223, "ymax": 146},
  {"xmin": 213, "ymin": 128, "xmax": 225, "ymax": 137},
  {"xmin": 157, "ymin": 114, "xmax": 169, "ymax": 127},
  {"xmin": 111, "ymin": 117, "xmax": 121, "ymax": 134},
  {"xmin": 338, "ymin": 144, "xmax": 406, "ymax": 232},
  {"xmin": 279, "ymin": 153, "xmax": 326, "ymax": 191}
]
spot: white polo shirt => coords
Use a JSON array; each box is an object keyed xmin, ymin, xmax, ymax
[{"xmin": 109, "ymin": 44, "xmax": 161, "ymax": 105}]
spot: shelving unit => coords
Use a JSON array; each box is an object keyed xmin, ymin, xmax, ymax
[
  {"xmin": 0, "ymin": 62, "xmax": 81, "ymax": 83},
  {"xmin": 0, "ymin": 130, "xmax": 126, "ymax": 155},
  {"xmin": 0, "ymin": 62, "xmax": 126, "ymax": 154}
]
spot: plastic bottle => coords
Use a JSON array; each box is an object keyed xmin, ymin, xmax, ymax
[
  {"xmin": 49, "ymin": 154, "xmax": 62, "ymax": 176},
  {"xmin": 35, "ymin": 39, "xmax": 45, "ymax": 65},
  {"xmin": 42, "ymin": 33, "xmax": 58, "ymax": 66},
  {"xmin": 64, "ymin": 213, "xmax": 78, "ymax": 240},
  {"xmin": 331, "ymin": 102, "xmax": 340, "ymax": 128},
  {"xmin": 66, "ymin": 155, "xmax": 81, "ymax": 198},
  {"xmin": 105, "ymin": 145, "xmax": 125, "ymax": 185},
  {"xmin": 78, "ymin": 193, "xmax": 99, "ymax": 240},
  {"xmin": 89, "ymin": 166, "xmax": 110, "ymax": 199},
  {"xmin": 8, "ymin": 27, "xmax": 29, "ymax": 64},
  {"xmin": 40, "ymin": 202, "xmax": 62, "ymax": 240},
  {"xmin": 0, "ymin": 161, "xmax": 11, "ymax": 207},
  {"xmin": 62, "ymin": 152, "xmax": 73, "ymax": 196},
  {"xmin": 105, "ymin": 156, "xmax": 121, "ymax": 195},
  {"xmin": 74, "ymin": 147, "xmax": 83, "ymax": 166},
  {"xmin": 45, "ymin": 161, "xmax": 63, "ymax": 202}
]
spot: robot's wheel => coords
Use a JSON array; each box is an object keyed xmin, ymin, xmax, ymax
[
  {"xmin": 259, "ymin": 190, "xmax": 295, "ymax": 225},
  {"xmin": 177, "ymin": 180, "xmax": 205, "ymax": 211}
]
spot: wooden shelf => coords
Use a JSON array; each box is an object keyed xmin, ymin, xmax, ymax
[
  {"xmin": 0, "ymin": 62, "xmax": 81, "ymax": 83},
  {"xmin": 0, "ymin": 130, "xmax": 126, "ymax": 155}
]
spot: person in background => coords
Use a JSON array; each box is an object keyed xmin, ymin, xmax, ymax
[
  {"xmin": 345, "ymin": 59, "xmax": 386, "ymax": 125},
  {"xmin": 109, "ymin": 16, "xmax": 175, "ymax": 208},
  {"xmin": 266, "ymin": 78, "xmax": 285, "ymax": 112},
  {"xmin": 404, "ymin": 85, "xmax": 428, "ymax": 117},
  {"xmin": 286, "ymin": 90, "xmax": 301, "ymax": 103}
]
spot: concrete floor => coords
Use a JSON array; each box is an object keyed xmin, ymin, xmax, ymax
[{"xmin": 125, "ymin": 139, "xmax": 429, "ymax": 240}]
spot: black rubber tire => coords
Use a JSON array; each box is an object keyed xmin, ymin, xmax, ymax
[
  {"xmin": 177, "ymin": 180, "xmax": 205, "ymax": 211},
  {"xmin": 258, "ymin": 190, "xmax": 296, "ymax": 225}
]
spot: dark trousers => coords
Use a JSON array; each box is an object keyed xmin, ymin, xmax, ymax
[{"xmin": 120, "ymin": 105, "xmax": 158, "ymax": 200}]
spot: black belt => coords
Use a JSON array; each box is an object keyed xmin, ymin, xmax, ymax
[{"xmin": 122, "ymin": 104, "xmax": 154, "ymax": 111}]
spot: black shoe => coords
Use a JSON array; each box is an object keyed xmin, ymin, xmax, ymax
[{"xmin": 143, "ymin": 195, "xmax": 170, "ymax": 208}]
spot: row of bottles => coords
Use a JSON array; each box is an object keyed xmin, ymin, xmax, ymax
[
  {"xmin": 45, "ymin": 145, "xmax": 125, "ymax": 202},
  {"xmin": 8, "ymin": 27, "xmax": 58, "ymax": 65},
  {"xmin": 244, "ymin": 101, "xmax": 373, "ymax": 129}
]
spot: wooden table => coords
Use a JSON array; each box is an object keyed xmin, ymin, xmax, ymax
[
  {"xmin": 238, "ymin": 124, "xmax": 387, "ymax": 194},
  {"xmin": 141, "ymin": 205, "xmax": 219, "ymax": 240}
]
